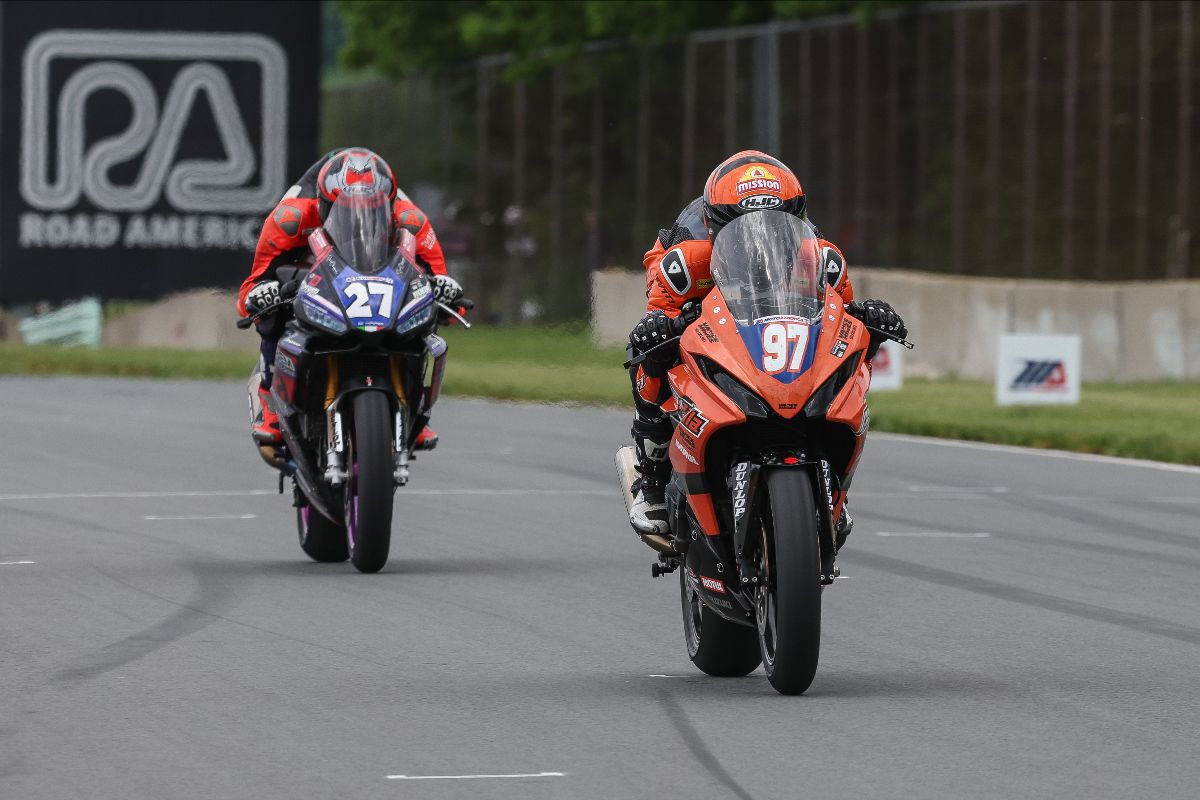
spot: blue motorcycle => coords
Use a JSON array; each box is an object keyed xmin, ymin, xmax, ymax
[{"xmin": 239, "ymin": 196, "xmax": 470, "ymax": 573}]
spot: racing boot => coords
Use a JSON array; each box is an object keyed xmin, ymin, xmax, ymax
[
  {"xmin": 251, "ymin": 385, "xmax": 282, "ymax": 445},
  {"xmin": 835, "ymin": 502, "xmax": 854, "ymax": 549},
  {"xmin": 414, "ymin": 425, "xmax": 439, "ymax": 451},
  {"xmin": 628, "ymin": 430, "xmax": 671, "ymax": 536}
]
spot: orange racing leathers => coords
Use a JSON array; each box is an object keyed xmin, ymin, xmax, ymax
[{"xmin": 633, "ymin": 215, "xmax": 855, "ymax": 409}]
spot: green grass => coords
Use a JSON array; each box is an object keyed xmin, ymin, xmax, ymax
[
  {"xmin": 867, "ymin": 378, "xmax": 1200, "ymax": 465},
  {"xmin": 3, "ymin": 328, "xmax": 1199, "ymax": 465},
  {"xmin": 0, "ymin": 342, "xmax": 257, "ymax": 380}
]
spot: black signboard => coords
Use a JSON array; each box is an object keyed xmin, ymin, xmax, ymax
[{"xmin": 0, "ymin": 1, "xmax": 320, "ymax": 305}]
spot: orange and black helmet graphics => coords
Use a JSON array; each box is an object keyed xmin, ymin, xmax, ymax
[{"xmin": 702, "ymin": 150, "xmax": 805, "ymax": 239}]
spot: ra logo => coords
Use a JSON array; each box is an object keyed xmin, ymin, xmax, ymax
[{"xmin": 19, "ymin": 29, "xmax": 288, "ymax": 214}]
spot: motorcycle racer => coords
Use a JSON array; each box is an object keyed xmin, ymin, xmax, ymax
[
  {"xmin": 238, "ymin": 148, "xmax": 464, "ymax": 448},
  {"xmin": 626, "ymin": 150, "xmax": 906, "ymax": 538}
]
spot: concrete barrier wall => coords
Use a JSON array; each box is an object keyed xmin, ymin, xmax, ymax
[
  {"xmin": 591, "ymin": 267, "xmax": 1200, "ymax": 381},
  {"xmin": 102, "ymin": 289, "xmax": 258, "ymax": 354}
]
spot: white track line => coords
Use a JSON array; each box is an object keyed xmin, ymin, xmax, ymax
[
  {"xmin": 906, "ymin": 485, "xmax": 1009, "ymax": 494},
  {"xmin": 144, "ymin": 514, "xmax": 257, "ymax": 521},
  {"xmin": 875, "ymin": 433, "xmax": 1200, "ymax": 475},
  {"xmin": 876, "ymin": 531, "xmax": 992, "ymax": 538},
  {"xmin": 0, "ymin": 560, "xmax": 37, "ymax": 565},
  {"xmin": 0, "ymin": 490, "xmax": 274, "ymax": 501},
  {"xmin": 386, "ymin": 772, "xmax": 565, "ymax": 781},
  {"xmin": 0, "ymin": 489, "xmax": 608, "ymax": 502}
]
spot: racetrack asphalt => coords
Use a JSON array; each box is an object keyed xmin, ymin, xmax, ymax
[{"xmin": 1, "ymin": 377, "xmax": 1198, "ymax": 800}]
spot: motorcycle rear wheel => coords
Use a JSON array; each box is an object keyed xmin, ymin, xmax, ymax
[
  {"xmin": 296, "ymin": 502, "xmax": 348, "ymax": 562},
  {"xmin": 680, "ymin": 567, "xmax": 761, "ymax": 678},
  {"xmin": 757, "ymin": 468, "xmax": 822, "ymax": 695},
  {"xmin": 345, "ymin": 391, "xmax": 395, "ymax": 574}
]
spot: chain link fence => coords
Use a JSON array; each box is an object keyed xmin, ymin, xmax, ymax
[{"xmin": 323, "ymin": 0, "xmax": 1198, "ymax": 322}]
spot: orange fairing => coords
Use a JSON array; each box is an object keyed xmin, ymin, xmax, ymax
[
  {"xmin": 666, "ymin": 286, "xmax": 873, "ymax": 536},
  {"xmin": 680, "ymin": 289, "xmax": 866, "ymax": 421},
  {"xmin": 667, "ymin": 308, "xmax": 748, "ymax": 537}
]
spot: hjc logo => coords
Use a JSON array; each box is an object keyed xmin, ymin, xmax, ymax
[
  {"xmin": 1011, "ymin": 360, "xmax": 1067, "ymax": 390},
  {"xmin": 20, "ymin": 30, "xmax": 288, "ymax": 214}
]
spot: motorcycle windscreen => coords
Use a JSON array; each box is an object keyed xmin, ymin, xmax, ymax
[
  {"xmin": 710, "ymin": 211, "xmax": 825, "ymax": 384},
  {"xmin": 330, "ymin": 250, "xmax": 426, "ymax": 332},
  {"xmin": 322, "ymin": 192, "xmax": 394, "ymax": 276}
]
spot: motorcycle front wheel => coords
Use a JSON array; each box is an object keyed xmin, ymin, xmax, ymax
[
  {"xmin": 756, "ymin": 468, "xmax": 822, "ymax": 695},
  {"xmin": 345, "ymin": 391, "xmax": 395, "ymax": 573}
]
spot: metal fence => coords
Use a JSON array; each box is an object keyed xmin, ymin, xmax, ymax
[{"xmin": 323, "ymin": 0, "xmax": 1198, "ymax": 322}]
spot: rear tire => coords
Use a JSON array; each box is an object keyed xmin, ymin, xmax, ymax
[
  {"xmin": 757, "ymin": 468, "xmax": 822, "ymax": 695},
  {"xmin": 297, "ymin": 503, "xmax": 348, "ymax": 562},
  {"xmin": 680, "ymin": 567, "xmax": 762, "ymax": 677},
  {"xmin": 346, "ymin": 392, "xmax": 395, "ymax": 574}
]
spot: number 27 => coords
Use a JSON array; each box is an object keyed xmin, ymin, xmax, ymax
[{"xmin": 344, "ymin": 281, "xmax": 394, "ymax": 318}]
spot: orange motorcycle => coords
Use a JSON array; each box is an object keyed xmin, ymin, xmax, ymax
[{"xmin": 616, "ymin": 211, "xmax": 911, "ymax": 695}]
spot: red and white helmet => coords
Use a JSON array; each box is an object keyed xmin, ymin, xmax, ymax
[{"xmin": 316, "ymin": 148, "xmax": 396, "ymax": 204}]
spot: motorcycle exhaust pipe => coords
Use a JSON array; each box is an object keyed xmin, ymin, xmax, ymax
[
  {"xmin": 615, "ymin": 446, "xmax": 675, "ymax": 555},
  {"xmin": 256, "ymin": 443, "xmax": 290, "ymax": 472}
]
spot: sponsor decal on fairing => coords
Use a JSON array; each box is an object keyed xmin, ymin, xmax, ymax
[
  {"xmin": 732, "ymin": 462, "xmax": 750, "ymax": 521},
  {"xmin": 700, "ymin": 575, "xmax": 726, "ymax": 594}
]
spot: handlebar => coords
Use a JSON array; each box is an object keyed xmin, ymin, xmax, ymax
[
  {"xmin": 237, "ymin": 297, "xmax": 477, "ymax": 330},
  {"xmin": 864, "ymin": 326, "xmax": 915, "ymax": 349},
  {"xmin": 236, "ymin": 301, "xmax": 292, "ymax": 329},
  {"xmin": 437, "ymin": 301, "xmax": 473, "ymax": 329},
  {"xmin": 621, "ymin": 322, "xmax": 913, "ymax": 370},
  {"xmin": 623, "ymin": 336, "xmax": 679, "ymax": 370}
]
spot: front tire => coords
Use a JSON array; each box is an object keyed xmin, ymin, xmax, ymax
[
  {"xmin": 680, "ymin": 567, "xmax": 762, "ymax": 677},
  {"xmin": 757, "ymin": 468, "xmax": 822, "ymax": 695},
  {"xmin": 345, "ymin": 391, "xmax": 395, "ymax": 574}
]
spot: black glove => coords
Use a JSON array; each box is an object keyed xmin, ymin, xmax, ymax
[
  {"xmin": 846, "ymin": 299, "xmax": 907, "ymax": 339},
  {"xmin": 629, "ymin": 310, "xmax": 682, "ymax": 354},
  {"xmin": 244, "ymin": 280, "xmax": 281, "ymax": 315},
  {"xmin": 279, "ymin": 279, "xmax": 301, "ymax": 300},
  {"xmin": 846, "ymin": 299, "xmax": 906, "ymax": 361},
  {"xmin": 432, "ymin": 275, "xmax": 464, "ymax": 305}
]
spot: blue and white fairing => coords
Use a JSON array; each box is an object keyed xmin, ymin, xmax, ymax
[
  {"xmin": 295, "ymin": 227, "xmax": 434, "ymax": 337},
  {"xmin": 709, "ymin": 211, "xmax": 827, "ymax": 384}
]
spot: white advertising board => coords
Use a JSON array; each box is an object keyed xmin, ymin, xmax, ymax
[
  {"xmin": 869, "ymin": 340, "xmax": 903, "ymax": 391},
  {"xmin": 996, "ymin": 334, "xmax": 1081, "ymax": 405}
]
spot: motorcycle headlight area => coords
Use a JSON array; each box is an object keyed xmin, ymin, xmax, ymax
[
  {"xmin": 699, "ymin": 358, "xmax": 769, "ymax": 419},
  {"xmin": 297, "ymin": 297, "xmax": 348, "ymax": 334},
  {"xmin": 802, "ymin": 354, "xmax": 862, "ymax": 418},
  {"xmin": 393, "ymin": 302, "xmax": 435, "ymax": 335}
]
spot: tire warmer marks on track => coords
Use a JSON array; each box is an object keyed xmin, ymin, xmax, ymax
[
  {"xmin": 657, "ymin": 688, "xmax": 756, "ymax": 800},
  {"xmin": 847, "ymin": 549, "xmax": 1200, "ymax": 648},
  {"xmin": 0, "ymin": 504, "xmax": 235, "ymax": 682},
  {"xmin": 863, "ymin": 507, "xmax": 1200, "ymax": 572}
]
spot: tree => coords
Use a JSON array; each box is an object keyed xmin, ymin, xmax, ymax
[{"xmin": 337, "ymin": 0, "xmax": 909, "ymax": 79}]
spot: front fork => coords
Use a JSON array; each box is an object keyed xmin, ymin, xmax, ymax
[
  {"xmin": 732, "ymin": 456, "xmax": 840, "ymax": 588},
  {"xmin": 321, "ymin": 353, "xmax": 415, "ymax": 490}
]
